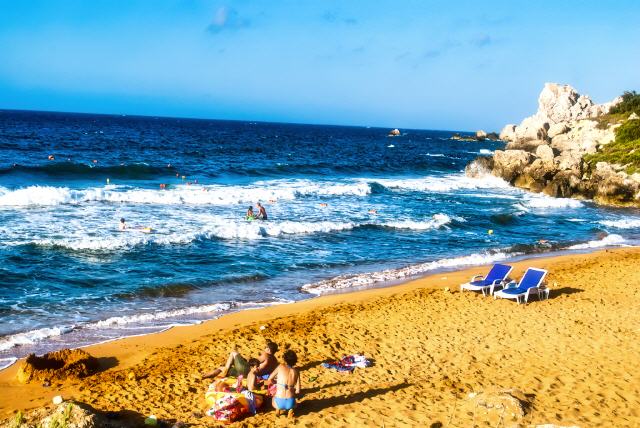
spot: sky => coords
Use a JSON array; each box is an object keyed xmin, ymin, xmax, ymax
[{"xmin": 0, "ymin": 1, "xmax": 639, "ymax": 131}]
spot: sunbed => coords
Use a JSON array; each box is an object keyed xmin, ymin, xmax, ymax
[
  {"xmin": 493, "ymin": 267, "xmax": 548, "ymax": 304},
  {"xmin": 459, "ymin": 263, "xmax": 513, "ymax": 296}
]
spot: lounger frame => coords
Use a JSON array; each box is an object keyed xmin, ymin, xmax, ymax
[{"xmin": 493, "ymin": 267, "xmax": 548, "ymax": 304}]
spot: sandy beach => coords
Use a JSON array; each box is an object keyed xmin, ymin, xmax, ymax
[{"xmin": 2, "ymin": 247, "xmax": 640, "ymax": 427}]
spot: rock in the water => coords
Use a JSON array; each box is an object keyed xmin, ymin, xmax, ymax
[
  {"xmin": 476, "ymin": 130, "xmax": 487, "ymax": 140},
  {"xmin": 465, "ymin": 156, "xmax": 494, "ymax": 178},
  {"xmin": 492, "ymin": 150, "xmax": 532, "ymax": 183},
  {"xmin": 17, "ymin": 349, "xmax": 99, "ymax": 383},
  {"xmin": 388, "ymin": 128, "xmax": 400, "ymax": 136}
]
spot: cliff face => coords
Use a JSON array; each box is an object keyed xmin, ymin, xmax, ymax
[{"xmin": 466, "ymin": 83, "xmax": 640, "ymax": 206}]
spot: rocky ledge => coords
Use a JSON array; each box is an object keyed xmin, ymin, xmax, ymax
[{"xmin": 466, "ymin": 83, "xmax": 640, "ymax": 206}]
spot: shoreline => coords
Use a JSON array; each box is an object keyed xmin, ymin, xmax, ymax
[
  {"xmin": 1, "ymin": 241, "xmax": 632, "ymax": 370},
  {"xmin": 2, "ymin": 246, "xmax": 640, "ymax": 426}
]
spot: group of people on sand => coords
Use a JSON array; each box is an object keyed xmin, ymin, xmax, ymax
[
  {"xmin": 202, "ymin": 340, "xmax": 301, "ymax": 419},
  {"xmin": 246, "ymin": 202, "xmax": 268, "ymax": 221}
]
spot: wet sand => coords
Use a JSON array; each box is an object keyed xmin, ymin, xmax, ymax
[{"xmin": 1, "ymin": 247, "xmax": 640, "ymax": 427}]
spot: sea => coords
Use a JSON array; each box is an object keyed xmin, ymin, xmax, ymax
[{"xmin": 1, "ymin": 109, "xmax": 639, "ymax": 369}]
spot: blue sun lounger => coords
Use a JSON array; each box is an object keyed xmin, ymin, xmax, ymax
[
  {"xmin": 493, "ymin": 267, "xmax": 548, "ymax": 304},
  {"xmin": 459, "ymin": 263, "xmax": 513, "ymax": 296}
]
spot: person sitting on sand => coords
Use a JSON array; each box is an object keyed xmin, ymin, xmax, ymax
[
  {"xmin": 267, "ymin": 349, "xmax": 301, "ymax": 418},
  {"xmin": 119, "ymin": 218, "xmax": 127, "ymax": 231},
  {"xmin": 202, "ymin": 341, "xmax": 279, "ymax": 380},
  {"xmin": 257, "ymin": 341, "xmax": 279, "ymax": 378},
  {"xmin": 202, "ymin": 345, "xmax": 250, "ymax": 379},
  {"xmin": 256, "ymin": 202, "xmax": 268, "ymax": 220},
  {"xmin": 246, "ymin": 206, "xmax": 256, "ymax": 221}
]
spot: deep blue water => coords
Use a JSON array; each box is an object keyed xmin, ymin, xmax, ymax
[{"xmin": 1, "ymin": 109, "xmax": 639, "ymax": 366}]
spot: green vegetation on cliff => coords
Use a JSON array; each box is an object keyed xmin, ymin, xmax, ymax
[
  {"xmin": 584, "ymin": 119, "xmax": 640, "ymax": 174},
  {"xmin": 609, "ymin": 91, "xmax": 640, "ymax": 116},
  {"xmin": 593, "ymin": 90, "xmax": 640, "ymax": 129}
]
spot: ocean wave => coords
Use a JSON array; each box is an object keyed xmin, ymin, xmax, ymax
[
  {"xmin": 567, "ymin": 234, "xmax": 627, "ymax": 250},
  {"xmin": 0, "ymin": 325, "xmax": 75, "ymax": 352},
  {"xmin": 382, "ymin": 214, "xmax": 461, "ymax": 230},
  {"xmin": 370, "ymin": 174, "xmax": 509, "ymax": 193},
  {"xmin": 519, "ymin": 195, "xmax": 583, "ymax": 210},
  {"xmin": 599, "ymin": 219, "xmax": 640, "ymax": 229},
  {"xmin": 301, "ymin": 251, "xmax": 514, "ymax": 295},
  {"xmin": 0, "ymin": 181, "xmax": 372, "ymax": 207},
  {"xmin": 0, "ymin": 162, "xmax": 170, "ymax": 180},
  {"xmin": 90, "ymin": 303, "xmax": 232, "ymax": 328}
]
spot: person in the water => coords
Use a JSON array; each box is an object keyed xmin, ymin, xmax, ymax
[
  {"xmin": 256, "ymin": 202, "xmax": 268, "ymax": 220},
  {"xmin": 119, "ymin": 218, "xmax": 127, "ymax": 231},
  {"xmin": 246, "ymin": 206, "xmax": 256, "ymax": 221}
]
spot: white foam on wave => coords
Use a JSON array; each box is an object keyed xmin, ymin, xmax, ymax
[
  {"xmin": 90, "ymin": 303, "xmax": 232, "ymax": 328},
  {"xmin": 301, "ymin": 251, "xmax": 513, "ymax": 295},
  {"xmin": 370, "ymin": 174, "xmax": 510, "ymax": 193},
  {"xmin": 520, "ymin": 194, "xmax": 583, "ymax": 210},
  {"xmin": 600, "ymin": 219, "xmax": 640, "ymax": 229},
  {"xmin": 383, "ymin": 213, "xmax": 461, "ymax": 230},
  {"xmin": 0, "ymin": 180, "xmax": 372, "ymax": 207},
  {"xmin": 0, "ymin": 326, "xmax": 75, "ymax": 352},
  {"xmin": 567, "ymin": 234, "xmax": 627, "ymax": 250},
  {"xmin": 0, "ymin": 357, "xmax": 17, "ymax": 370}
]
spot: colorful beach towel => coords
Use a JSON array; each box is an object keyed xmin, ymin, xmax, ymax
[
  {"xmin": 322, "ymin": 354, "xmax": 372, "ymax": 372},
  {"xmin": 205, "ymin": 377, "xmax": 267, "ymax": 422}
]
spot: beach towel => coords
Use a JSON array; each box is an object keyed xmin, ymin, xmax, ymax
[
  {"xmin": 205, "ymin": 377, "xmax": 266, "ymax": 421},
  {"xmin": 322, "ymin": 354, "xmax": 372, "ymax": 372}
]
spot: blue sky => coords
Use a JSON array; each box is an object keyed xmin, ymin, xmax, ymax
[{"xmin": 0, "ymin": 1, "xmax": 639, "ymax": 131}]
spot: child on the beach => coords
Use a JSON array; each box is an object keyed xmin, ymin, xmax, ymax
[{"xmin": 267, "ymin": 349, "xmax": 301, "ymax": 418}]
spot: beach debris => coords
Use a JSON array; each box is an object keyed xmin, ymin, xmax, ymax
[
  {"xmin": 145, "ymin": 415, "xmax": 158, "ymax": 426},
  {"xmin": 17, "ymin": 349, "xmax": 99, "ymax": 384},
  {"xmin": 52, "ymin": 395, "xmax": 64, "ymax": 405},
  {"xmin": 461, "ymin": 388, "xmax": 530, "ymax": 425}
]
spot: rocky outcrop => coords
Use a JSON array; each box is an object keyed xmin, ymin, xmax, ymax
[
  {"xmin": 467, "ymin": 83, "xmax": 640, "ymax": 206},
  {"xmin": 17, "ymin": 349, "xmax": 100, "ymax": 383}
]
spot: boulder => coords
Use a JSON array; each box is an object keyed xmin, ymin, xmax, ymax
[
  {"xmin": 476, "ymin": 130, "xmax": 487, "ymax": 140},
  {"xmin": 538, "ymin": 83, "xmax": 581, "ymax": 123},
  {"xmin": 506, "ymin": 138, "xmax": 546, "ymax": 152},
  {"xmin": 514, "ymin": 115, "xmax": 549, "ymax": 143},
  {"xmin": 388, "ymin": 128, "xmax": 400, "ymax": 136},
  {"xmin": 544, "ymin": 170, "xmax": 581, "ymax": 198},
  {"xmin": 492, "ymin": 150, "xmax": 532, "ymax": 183},
  {"xmin": 535, "ymin": 144, "xmax": 555, "ymax": 165},
  {"xmin": 17, "ymin": 349, "xmax": 100, "ymax": 383},
  {"xmin": 499, "ymin": 124, "xmax": 516, "ymax": 142},
  {"xmin": 460, "ymin": 388, "xmax": 530, "ymax": 427},
  {"xmin": 485, "ymin": 131, "xmax": 500, "ymax": 140},
  {"xmin": 547, "ymin": 123, "xmax": 569, "ymax": 138},
  {"xmin": 630, "ymin": 112, "xmax": 639, "ymax": 120}
]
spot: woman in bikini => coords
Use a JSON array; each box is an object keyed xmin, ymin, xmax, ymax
[{"xmin": 267, "ymin": 349, "xmax": 301, "ymax": 418}]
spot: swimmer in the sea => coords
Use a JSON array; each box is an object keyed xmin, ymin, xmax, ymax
[
  {"xmin": 119, "ymin": 218, "xmax": 127, "ymax": 231},
  {"xmin": 256, "ymin": 202, "xmax": 268, "ymax": 220},
  {"xmin": 246, "ymin": 206, "xmax": 256, "ymax": 221}
]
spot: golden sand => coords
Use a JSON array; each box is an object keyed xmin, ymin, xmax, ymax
[{"xmin": 1, "ymin": 248, "xmax": 640, "ymax": 427}]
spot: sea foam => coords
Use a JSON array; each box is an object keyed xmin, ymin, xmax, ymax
[{"xmin": 301, "ymin": 251, "xmax": 513, "ymax": 295}]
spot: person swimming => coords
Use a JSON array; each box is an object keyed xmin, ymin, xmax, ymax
[
  {"xmin": 256, "ymin": 202, "xmax": 268, "ymax": 220},
  {"xmin": 119, "ymin": 218, "xmax": 127, "ymax": 231},
  {"xmin": 246, "ymin": 206, "xmax": 256, "ymax": 221}
]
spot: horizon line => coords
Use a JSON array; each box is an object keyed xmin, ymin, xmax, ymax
[{"xmin": 0, "ymin": 107, "xmax": 476, "ymax": 135}]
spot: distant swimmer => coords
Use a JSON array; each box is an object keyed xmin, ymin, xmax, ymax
[
  {"xmin": 368, "ymin": 209, "xmax": 377, "ymax": 214},
  {"xmin": 246, "ymin": 206, "xmax": 256, "ymax": 221},
  {"xmin": 92, "ymin": 159, "xmax": 98, "ymax": 163},
  {"xmin": 269, "ymin": 199, "xmax": 277, "ymax": 203},
  {"xmin": 319, "ymin": 203, "xmax": 328, "ymax": 207},
  {"xmin": 256, "ymin": 202, "xmax": 268, "ymax": 220},
  {"xmin": 119, "ymin": 218, "xmax": 127, "ymax": 231},
  {"xmin": 159, "ymin": 183, "xmax": 166, "ymax": 189},
  {"xmin": 48, "ymin": 155, "xmax": 55, "ymax": 161}
]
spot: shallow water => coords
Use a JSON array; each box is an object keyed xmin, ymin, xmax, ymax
[{"xmin": 1, "ymin": 109, "xmax": 639, "ymax": 366}]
